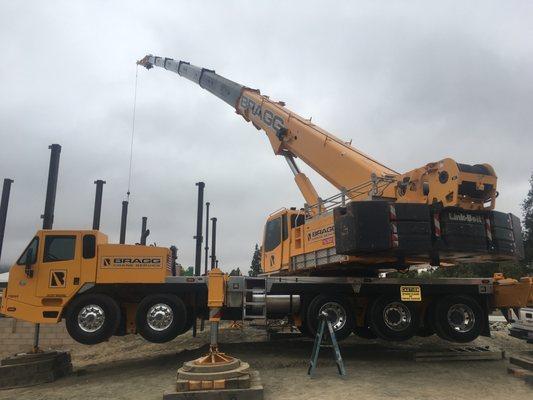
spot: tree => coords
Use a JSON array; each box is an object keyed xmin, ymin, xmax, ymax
[
  {"xmin": 229, "ymin": 268, "xmax": 242, "ymax": 276},
  {"xmin": 522, "ymin": 173, "xmax": 533, "ymax": 264},
  {"xmin": 248, "ymin": 244, "xmax": 262, "ymax": 277}
]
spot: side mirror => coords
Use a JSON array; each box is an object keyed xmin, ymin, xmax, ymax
[{"xmin": 25, "ymin": 248, "xmax": 34, "ymax": 278}]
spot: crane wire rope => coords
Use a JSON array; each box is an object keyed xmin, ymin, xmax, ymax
[{"xmin": 126, "ymin": 65, "xmax": 139, "ymax": 201}]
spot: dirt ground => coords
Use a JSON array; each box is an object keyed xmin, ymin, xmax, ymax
[{"xmin": 1, "ymin": 323, "xmax": 531, "ymax": 400}]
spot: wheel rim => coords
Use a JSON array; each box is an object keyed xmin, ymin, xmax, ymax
[
  {"xmin": 78, "ymin": 304, "xmax": 105, "ymax": 333},
  {"xmin": 383, "ymin": 302, "xmax": 412, "ymax": 332},
  {"xmin": 318, "ymin": 302, "xmax": 347, "ymax": 331},
  {"xmin": 447, "ymin": 304, "xmax": 475, "ymax": 333},
  {"xmin": 147, "ymin": 303, "xmax": 174, "ymax": 331}
]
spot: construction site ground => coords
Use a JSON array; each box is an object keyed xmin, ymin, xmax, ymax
[{"xmin": 1, "ymin": 322, "xmax": 531, "ymax": 400}]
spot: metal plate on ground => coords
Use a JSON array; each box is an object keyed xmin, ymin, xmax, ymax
[{"xmin": 413, "ymin": 346, "xmax": 504, "ymax": 362}]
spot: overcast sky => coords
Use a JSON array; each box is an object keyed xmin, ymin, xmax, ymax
[{"xmin": 0, "ymin": 1, "xmax": 532, "ymax": 271}]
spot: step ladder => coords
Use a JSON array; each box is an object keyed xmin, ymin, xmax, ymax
[
  {"xmin": 308, "ymin": 311, "xmax": 346, "ymax": 377},
  {"xmin": 242, "ymin": 277, "xmax": 267, "ymax": 324}
]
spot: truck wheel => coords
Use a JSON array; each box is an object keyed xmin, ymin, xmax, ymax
[
  {"xmin": 433, "ymin": 295, "xmax": 483, "ymax": 343},
  {"xmin": 369, "ymin": 296, "xmax": 420, "ymax": 341},
  {"xmin": 136, "ymin": 294, "xmax": 186, "ymax": 343},
  {"xmin": 306, "ymin": 295, "xmax": 354, "ymax": 341},
  {"xmin": 65, "ymin": 293, "xmax": 120, "ymax": 345}
]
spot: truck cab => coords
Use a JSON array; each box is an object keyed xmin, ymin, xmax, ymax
[{"xmin": 1, "ymin": 230, "xmax": 171, "ymax": 325}]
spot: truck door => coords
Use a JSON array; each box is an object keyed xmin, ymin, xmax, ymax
[
  {"xmin": 263, "ymin": 215, "xmax": 283, "ymax": 273},
  {"xmin": 35, "ymin": 233, "xmax": 81, "ymax": 298},
  {"xmin": 262, "ymin": 212, "xmax": 291, "ymax": 273}
]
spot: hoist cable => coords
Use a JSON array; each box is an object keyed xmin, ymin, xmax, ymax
[{"xmin": 126, "ymin": 65, "xmax": 139, "ymax": 200}]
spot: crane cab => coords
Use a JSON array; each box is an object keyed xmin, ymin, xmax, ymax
[{"xmin": 261, "ymin": 208, "xmax": 337, "ymax": 275}]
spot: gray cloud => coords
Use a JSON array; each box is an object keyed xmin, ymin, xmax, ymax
[{"xmin": 0, "ymin": 1, "xmax": 532, "ymax": 271}]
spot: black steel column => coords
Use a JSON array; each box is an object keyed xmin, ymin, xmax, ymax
[
  {"xmin": 0, "ymin": 178, "xmax": 14, "ymax": 263},
  {"xmin": 35, "ymin": 144, "xmax": 61, "ymax": 352},
  {"xmin": 119, "ymin": 200, "xmax": 128, "ymax": 244},
  {"xmin": 170, "ymin": 245, "xmax": 178, "ymax": 276},
  {"xmin": 41, "ymin": 144, "xmax": 61, "ymax": 229},
  {"xmin": 210, "ymin": 217, "xmax": 217, "ymax": 269},
  {"xmin": 204, "ymin": 202, "xmax": 210, "ymax": 275},
  {"xmin": 194, "ymin": 182, "xmax": 205, "ymax": 276},
  {"xmin": 92, "ymin": 180, "xmax": 105, "ymax": 230},
  {"xmin": 140, "ymin": 216, "xmax": 149, "ymax": 245}
]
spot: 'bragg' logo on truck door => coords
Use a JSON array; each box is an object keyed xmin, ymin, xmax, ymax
[{"xmin": 101, "ymin": 257, "xmax": 162, "ymax": 268}]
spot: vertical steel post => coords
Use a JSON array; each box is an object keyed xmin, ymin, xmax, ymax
[
  {"xmin": 0, "ymin": 178, "xmax": 14, "ymax": 263},
  {"xmin": 170, "ymin": 245, "xmax": 178, "ymax": 276},
  {"xmin": 204, "ymin": 202, "xmax": 210, "ymax": 275},
  {"xmin": 41, "ymin": 144, "xmax": 61, "ymax": 230},
  {"xmin": 210, "ymin": 217, "xmax": 217, "ymax": 269},
  {"xmin": 92, "ymin": 180, "xmax": 105, "ymax": 230},
  {"xmin": 140, "ymin": 216, "xmax": 148, "ymax": 245},
  {"xmin": 119, "ymin": 200, "xmax": 128, "ymax": 244},
  {"xmin": 35, "ymin": 144, "xmax": 62, "ymax": 352},
  {"xmin": 194, "ymin": 182, "xmax": 205, "ymax": 277}
]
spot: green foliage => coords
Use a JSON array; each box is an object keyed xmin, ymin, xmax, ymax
[
  {"xmin": 248, "ymin": 244, "xmax": 262, "ymax": 277},
  {"xmin": 229, "ymin": 267, "xmax": 242, "ymax": 276},
  {"xmin": 522, "ymin": 172, "xmax": 533, "ymax": 263},
  {"xmin": 182, "ymin": 266, "xmax": 194, "ymax": 276}
]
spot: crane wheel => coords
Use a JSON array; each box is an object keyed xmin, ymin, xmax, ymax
[
  {"xmin": 65, "ymin": 293, "xmax": 120, "ymax": 345},
  {"xmin": 136, "ymin": 294, "xmax": 187, "ymax": 343},
  {"xmin": 369, "ymin": 296, "xmax": 420, "ymax": 341},
  {"xmin": 433, "ymin": 295, "xmax": 483, "ymax": 343},
  {"xmin": 306, "ymin": 295, "xmax": 354, "ymax": 341}
]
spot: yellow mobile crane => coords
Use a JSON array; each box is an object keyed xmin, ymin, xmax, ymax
[
  {"xmin": 1, "ymin": 56, "xmax": 531, "ymax": 346},
  {"xmin": 137, "ymin": 55, "xmax": 522, "ymax": 276}
]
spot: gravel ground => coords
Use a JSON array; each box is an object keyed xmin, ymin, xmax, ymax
[{"xmin": 1, "ymin": 323, "xmax": 531, "ymax": 400}]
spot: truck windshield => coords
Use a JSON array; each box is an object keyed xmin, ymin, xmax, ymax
[{"xmin": 16, "ymin": 237, "xmax": 39, "ymax": 265}]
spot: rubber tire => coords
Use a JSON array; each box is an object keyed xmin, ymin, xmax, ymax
[
  {"xmin": 433, "ymin": 295, "xmax": 483, "ymax": 343},
  {"xmin": 305, "ymin": 294, "xmax": 354, "ymax": 341},
  {"xmin": 65, "ymin": 293, "xmax": 120, "ymax": 345},
  {"xmin": 369, "ymin": 296, "xmax": 420, "ymax": 342},
  {"xmin": 136, "ymin": 294, "xmax": 187, "ymax": 343}
]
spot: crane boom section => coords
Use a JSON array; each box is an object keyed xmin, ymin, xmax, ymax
[{"xmin": 138, "ymin": 55, "xmax": 397, "ymax": 196}]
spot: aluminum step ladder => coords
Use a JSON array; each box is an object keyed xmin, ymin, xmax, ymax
[
  {"xmin": 242, "ymin": 277, "xmax": 267, "ymax": 323},
  {"xmin": 308, "ymin": 311, "xmax": 346, "ymax": 377}
]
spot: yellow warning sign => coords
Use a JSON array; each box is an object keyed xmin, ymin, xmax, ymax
[{"xmin": 400, "ymin": 286, "xmax": 421, "ymax": 301}]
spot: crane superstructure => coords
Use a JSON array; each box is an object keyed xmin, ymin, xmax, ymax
[{"xmin": 137, "ymin": 55, "xmax": 521, "ymax": 275}]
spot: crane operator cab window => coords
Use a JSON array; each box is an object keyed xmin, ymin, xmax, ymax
[
  {"xmin": 263, "ymin": 213, "xmax": 290, "ymax": 272},
  {"xmin": 264, "ymin": 217, "xmax": 282, "ymax": 252}
]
